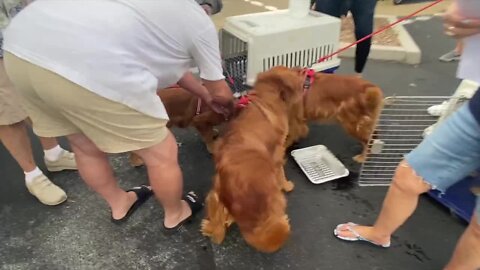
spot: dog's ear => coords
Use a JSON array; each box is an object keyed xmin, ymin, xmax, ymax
[
  {"xmin": 256, "ymin": 66, "xmax": 303, "ymax": 103},
  {"xmin": 277, "ymin": 69, "xmax": 303, "ymax": 104},
  {"xmin": 243, "ymin": 215, "xmax": 291, "ymax": 253}
]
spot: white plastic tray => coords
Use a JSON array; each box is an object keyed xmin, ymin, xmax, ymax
[{"xmin": 291, "ymin": 145, "xmax": 349, "ymax": 184}]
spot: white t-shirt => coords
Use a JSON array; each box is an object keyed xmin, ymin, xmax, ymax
[
  {"xmin": 3, "ymin": 0, "xmax": 225, "ymax": 119},
  {"xmin": 457, "ymin": 0, "xmax": 480, "ymax": 84}
]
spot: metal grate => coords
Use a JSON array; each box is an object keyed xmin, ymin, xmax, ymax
[
  {"xmin": 358, "ymin": 96, "xmax": 464, "ymax": 186},
  {"xmin": 262, "ymin": 45, "xmax": 335, "ymax": 71},
  {"xmin": 219, "ymin": 29, "xmax": 250, "ymax": 96}
]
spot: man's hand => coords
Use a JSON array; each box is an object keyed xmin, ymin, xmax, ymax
[
  {"xmin": 177, "ymin": 73, "xmax": 234, "ymax": 118},
  {"xmin": 443, "ymin": 2, "xmax": 480, "ymax": 39},
  {"xmin": 202, "ymin": 79, "xmax": 235, "ymax": 118}
]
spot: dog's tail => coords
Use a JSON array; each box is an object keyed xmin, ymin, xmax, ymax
[
  {"xmin": 365, "ymin": 85, "xmax": 384, "ymax": 111},
  {"xmin": 355, "ymin": 85, "xmax": 384, "ymax": 140}
]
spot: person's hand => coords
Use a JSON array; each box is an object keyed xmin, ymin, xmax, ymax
[
  {"xmin": 177, "ymin": 73, "xmax": 233, "ymax": 118},
  {"xmin": 443, "ymin": 2, "xmax": 480, "ymax": 39},
  {"xmin": 201, "ymin": 4, "xmax": 213, "ymax": 15},
  {"xmin": 201, "ymin": 79, "xmax": 235, "ymax": 118},
  {"xmin": 204, "ymin": 87, "xmax": 234, "ymax": 119}
]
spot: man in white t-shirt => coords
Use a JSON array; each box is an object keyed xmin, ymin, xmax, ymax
[{"xmin": 2, "ymin": 0, "xmax": 234, "ymax": 231}]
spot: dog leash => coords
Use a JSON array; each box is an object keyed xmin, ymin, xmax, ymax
[
  {"xmin": 221, "ymin": 60, "xmax": 250, "ymax": 109},
  {"xmin": 315, "ymin": 0, "xmax": 445, "ymax": 64},
  {"xmin": 196, "ymin": 97, "xmax": 202, "ymax": 115},
  {"xmin": 222, "ymin": 0, "xmax": 444, "ymax": 90}
]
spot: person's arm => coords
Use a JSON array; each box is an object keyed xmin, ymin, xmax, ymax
[
  {"xmin": 177, "ymin": 72, "xmax": 211, "ymax": 102},
  {"xmin": 443, "ymin": 1, "xmax": 480, "ymax": 39},
  {"xmin": 188, "ymin": 22, "xmax": 234, "ymax": 116},
  {"xmin": 177, "ymin": 72, "xmax": 233, "ymax": 117}
]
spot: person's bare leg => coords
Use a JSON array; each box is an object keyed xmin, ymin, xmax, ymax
[
  {"xmin": 67, "ymin": 133, "xmax": 136, "ymax": 219},
  {"xmin": 0, "ymin": 121, "xmax": 36, "ymax": 172},
  {"xmin": 134, "ymin": 131, "xmax": 191, "ymax": 228},
  {"xmin": 444, "ymin": 216, "xmax": 480, "ymax": 270},
  {"xmin": 23, "ymin": 117, "xmax": 59, "ymax": 151},
  {"xmin": 455, "ymin": 39, "xmax": 464, "ymax": 55},
  {"xmin": 38, "ymin": 136, "xmax": 58, "ymax": 151},
  {"xmin": 336, "ymin": 160, "xmax": 431, "ymax": 245}
]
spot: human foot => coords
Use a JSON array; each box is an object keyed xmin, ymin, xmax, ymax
[
  {"xmin": 26, "ymin": 174, "xmax": 67, "ymax": 206},
  {"xmin": 334, "ymin": 222, "xmax": 391, "ymax": 248},
  {"xmin": 163, "ymin": 191, "xmax": 203, "ymax": 233},
  {"xmin": 45, "ymin": 150, "xmax": 77, "ymax": 172},
  {"xmin": 111, "ymin": 185, "xmax": 153, "ymax": 223}
]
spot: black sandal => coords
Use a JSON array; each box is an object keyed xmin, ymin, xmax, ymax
[
  {"xmin": 111, "ymin": 185, "xmax": 153, "ymax": 224},
  {"xmin": 162, "ymin": 191, "xmax": 204, "ymax": 234}
]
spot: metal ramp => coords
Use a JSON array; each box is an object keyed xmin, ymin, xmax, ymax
[
  {"xmin": 359, "ymin": 80, "xmax": 478, "ymax": 187},
  {"xmin": 359, "ymin": 96, "xmax": 458, "ymax": 186}
]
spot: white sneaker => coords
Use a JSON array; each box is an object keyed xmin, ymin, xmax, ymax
[
  {"xmin": 45, "ymin": 150, "xmax": 77, "ymax": 172},
  {"xmin": 439, "ymin": 50, "xmax": 461, "ymax": 62},
  {"xmin": 26, "ymin": 175, "xmax": 67, "ymax": 206},
  {"xmin": 454, "ymin": 80, "xmax": 479, "ymax": 99},
  {"xmin": 427, "ymin": 101, "xmax": 448, "ymax": 117}
]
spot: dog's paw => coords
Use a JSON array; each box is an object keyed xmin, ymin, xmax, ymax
[
  {"xmin": 225, "ymin": 217, "xmax": 234, "ymax": 227},
  {"xmin": 200, "ymin": 219, "xmax": 213, "ymax": 236},
  {"xmin": 211, "ymin": 230, "xmax": 226, "ymax": 244},
  {"xmin": 353, "ymin": 154, "xmax": 366, "ymax": 163},
  {"xmin": 128, "ymin": 153, "xmax": 145, "ymax": 167},
  {"xmin": 201, "ymin": 219, "xmax": 226, "ymax": 244},
  {"xmin": 283, "ymin": 180, "xmax": 295, "ymax": 192}
]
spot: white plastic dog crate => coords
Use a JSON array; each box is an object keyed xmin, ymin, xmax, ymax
[
  {"xmin": 358, "ymin": 80, "xmax": 479, "ymax": 186},
  {"xmin": 219, "ymin": 7, "xmax": 342, "ymax": 95}
]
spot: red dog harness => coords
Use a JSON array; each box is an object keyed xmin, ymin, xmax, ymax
[
  {"xmin": 233, "ymin": 68, "xmax": 315, "ymax": 110},
  {"xmin": 302, "ymin": 68, "xmax": 315, "ymax": 93},
  {"xmin": 236, "ymin": 95, "xmax": 251, "ymax": 108},
  {"xmin": 189, "ymin": 68, "xmax": 316, "ymax": 114}
]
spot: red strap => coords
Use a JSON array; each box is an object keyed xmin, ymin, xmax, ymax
[
  {"xmin": 236, "ymin": 95, "xmax": 251, "ymax": 109},
  {"xmin": 302, "ymin": 68, "xmax": 315, "ymax": 93},
  {"xmin": 316, "ymin": 0, "xmax": 445, "ymax": 63}
]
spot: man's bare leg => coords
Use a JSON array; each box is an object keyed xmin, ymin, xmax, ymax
[
  {"xmin": 444, "ymin": 215, "xmax": 480, "ymax": 270},
  {"xmin": 1, "ymin": 120, "xmax": 67, "ymax": 205},
  {"xmin": 0, "ymin": 121, "xmax": 36, "ymax": 172},
  {"xmin": 134, "ymin": 131, "xmax": 191, "ymax": 228},
  {"xmin": 67, "ymin": 133, "xmax": 136, "ymax": 219}
]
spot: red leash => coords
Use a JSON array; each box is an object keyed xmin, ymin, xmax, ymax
[{"xmin": 316, "ymin": 0, "xmax": 445, "ymax": 63}]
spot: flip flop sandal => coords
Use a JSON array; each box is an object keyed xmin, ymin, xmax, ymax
[
  {"xmin": 162, "ymin": 191, "xmax": 204, "ymax": 235},
  {"xmin": 111, "ymin": 185, "xmax": 153, "ymax": 224},
  {"xmin": 333, "ymin": 222, "xmax": 391, "ymax": 248}
]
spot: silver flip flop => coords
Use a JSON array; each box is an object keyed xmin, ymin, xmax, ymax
[{"xmin": 334, "ymin": 222, "xmax": 391, "ymax": 248}]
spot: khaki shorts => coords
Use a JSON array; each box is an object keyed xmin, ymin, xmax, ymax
[
  {"xmin": 0, "ymin": 59, "xmax": 28, "ymax": 125},
  {"xmin": 3, "ymin": 52, "xmax": 168, "ymax": 153}
]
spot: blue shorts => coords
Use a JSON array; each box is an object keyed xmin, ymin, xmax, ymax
[{"xmin": 405, "ymin": 104, "xmax": 480, "ymax": 223}]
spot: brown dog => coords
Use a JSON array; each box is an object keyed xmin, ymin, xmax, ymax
[
  {"xmin": 129, "ymin": 87, "xmax": 226, "ymax": 167},
  {"xmin": 201, "ymin": 66, "xmax": 303, "ymax": 253},
  {"xmin": 286, "ymin": 72, "xmax": 384, "ymax": 163}
]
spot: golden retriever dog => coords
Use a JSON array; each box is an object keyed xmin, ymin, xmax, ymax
[
  {"xmin": 286, "ymin": 71, "xmax": 384, "ymax": 163},
  {"xmin": 201, "ymin": 66, "xmax": 304, "ymax": 253},
  {"xmin": 129, "ymin": 86, "xmax": 226, "ymax": 167}
]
